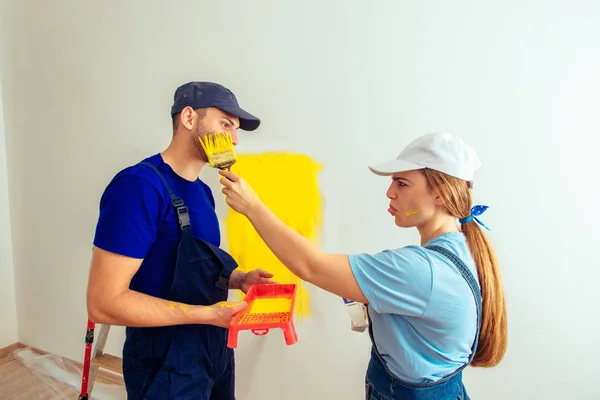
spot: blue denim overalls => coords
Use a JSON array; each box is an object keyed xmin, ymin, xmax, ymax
[
  {"xmin": 365, "ymin": 245, "xmax": 483, "ymax": 400},
  {"xmin": 121, "ymin": 162, "xmax": 239, "ymax": 400}
]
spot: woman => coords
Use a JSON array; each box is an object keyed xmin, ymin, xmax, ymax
[{"xmin": 219, "ymin": 132, "xmax": 507, "ymax": 400}]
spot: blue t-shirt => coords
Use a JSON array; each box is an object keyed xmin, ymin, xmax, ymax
[
  {"xmin": 93, "ymin": 153, "xmax": 220, "ymax": 298},
  {"xmin": 349, "ymin": 232, "xmax": 479, "ymax": 383}
]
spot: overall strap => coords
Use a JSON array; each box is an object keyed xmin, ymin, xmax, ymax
[
  {"xmin": 138, "ymin": 162, "xmax": 191, "ymax": 232},
  {"xmin": 425, "ymin": 245, "xmax": 483, "ymax": 364}
]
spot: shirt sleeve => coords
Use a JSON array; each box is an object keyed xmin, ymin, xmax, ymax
[
  {"xmin": 201, "ymin": 181, "xmax": 216, "ymax": 209},
  {"xmin": 93, "ymin": 173, "xmax": 164, "ymax": 259},
  {"xmin": 348, "ymin": 246, "xmax": 433, "ymax": 316}
]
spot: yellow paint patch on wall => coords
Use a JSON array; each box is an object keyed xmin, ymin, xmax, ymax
[{"xmin": 224, "ymin": 152, "xmax": 323, "ymax": 318}]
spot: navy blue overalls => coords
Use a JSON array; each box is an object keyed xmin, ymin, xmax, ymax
[
  {"xmin": 122, "ymin": 162, "xmax": 239, "ymax": 400},
  {"xmin": 364, "ymin": 245, "xmax": 483, "ymax": 400}
]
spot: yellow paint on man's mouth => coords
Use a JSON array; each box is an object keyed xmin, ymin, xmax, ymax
[{"xmin": 224, "ymin": 152, "xmax": 323, "ymax": 318}]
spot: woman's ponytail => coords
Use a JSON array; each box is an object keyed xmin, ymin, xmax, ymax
[
  {"xmin": 422, "ymin": 168, "xmax": 508, "ymax": 367},
  {"xmin": 461, "ymin": 219, "xmax": 508, "ymax": 367}
]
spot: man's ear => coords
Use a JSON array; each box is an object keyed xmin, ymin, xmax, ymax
[{"xmin": 179, "ymin": 106, "xmax": 195, "ymax": 130}]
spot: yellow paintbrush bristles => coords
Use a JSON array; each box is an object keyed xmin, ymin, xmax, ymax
[{"xmin": 198, "ymin": 131, "xmax": 237, "ymax": 170}]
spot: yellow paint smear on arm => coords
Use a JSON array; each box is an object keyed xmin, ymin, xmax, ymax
[
  {"xmin": 168, "ymin": 301, "xmax": 191, "ymax": 311},
  {"xmin": 213, "ymin": 301, "xmax": 240, "ymax": 308},
  {"xmin": 224, "ymin": 152, "xmax": 323, "ymax": 318}
]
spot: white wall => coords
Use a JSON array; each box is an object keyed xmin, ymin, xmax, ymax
[
  {"xmin": 0, "ymin": 75, "xmax": 18, "ymax": 349},
  {"xmin": 1, "ymin": 0, "xmax": 599, "ymax": 399}
]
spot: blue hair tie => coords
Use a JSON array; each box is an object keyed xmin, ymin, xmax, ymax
[{"xmin": 459, "ymin": 205, "xmax": 491, "ymax": 231}]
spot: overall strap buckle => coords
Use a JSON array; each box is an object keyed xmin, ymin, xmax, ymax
[
  {"xmin": 171, "ymin": 196, "xmax": 191, "ymax": 230},
  {"xmin": 215, "ymin": 274, "xmax": 229, "ymax": 290}
]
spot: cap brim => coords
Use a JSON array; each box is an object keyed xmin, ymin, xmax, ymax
[
  {"xmin": 368, "ymin": 158, "xmax": 424, "ymax": 176},
  {"xmin": 218, "ymin": 105, "xmax": 261, "ymax": 131}
]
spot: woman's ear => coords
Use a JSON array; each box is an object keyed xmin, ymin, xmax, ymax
[{"xmin": 433, "ymin": 193, "xmax": 445, "ymax": 206}]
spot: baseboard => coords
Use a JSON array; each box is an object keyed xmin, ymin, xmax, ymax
[
  {"xmin": 0, "ymin": 342, "xmax": 23, "ymax": 358},
  {"xmin": 0, "ymin": 341, "xmax": 69, "ymax": 360}
]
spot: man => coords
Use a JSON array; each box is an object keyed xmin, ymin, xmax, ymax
[{"xmin": 86, "ymin": 81, "xmax": 273, "ymax": 399}]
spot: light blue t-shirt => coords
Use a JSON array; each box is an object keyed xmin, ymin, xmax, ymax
[{"xmin": 348, "ymin": 232, "xmax": 479, "ymax": 383}]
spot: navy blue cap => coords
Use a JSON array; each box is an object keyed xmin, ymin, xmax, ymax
[{"xmin": 170, "ymin": 81, "xmax": 260, "ymax": 131}]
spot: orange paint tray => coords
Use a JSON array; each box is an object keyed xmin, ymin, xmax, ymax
[{"xmin": 227, "ymin": 283, "xmax": 298, "ymax": 348}]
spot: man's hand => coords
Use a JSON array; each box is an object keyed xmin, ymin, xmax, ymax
[
  {"xmin": 241, "ymin": 268, "xmax": 276, "ymax": 293},
  {"xmin": 231, "ymin": 268, "xmax": 276, "ymax": 293},
  {"xmin": 205, "ymin": 301, "xmax": 248, "ymax": 328}
]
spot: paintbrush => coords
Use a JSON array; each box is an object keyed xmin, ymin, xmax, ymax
[{"xmin": 198, "ymin": 131, "xmax": 237, "ymax": 171}]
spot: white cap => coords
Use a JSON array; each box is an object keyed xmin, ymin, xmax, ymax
[{"xmin": 368, "ymin": 132, "xmax": 481, "ymax": 186}]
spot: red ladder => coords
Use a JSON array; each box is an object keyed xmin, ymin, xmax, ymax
[{"xmin": 78, "ymin": 319, "xmax": 122, "ymax": 399}]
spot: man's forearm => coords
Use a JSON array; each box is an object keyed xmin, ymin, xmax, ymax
[{"xmin": 88, "ymin": 289, "xmax": 213, "ymax": 327}]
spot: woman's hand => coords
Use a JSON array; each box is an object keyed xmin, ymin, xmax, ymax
[{"xmin": 219, "ymin": 169, "xmax": 262, "ymax": 216}]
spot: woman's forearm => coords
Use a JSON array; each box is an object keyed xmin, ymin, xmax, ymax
[{"xmin": 246, "ymin": 202, "xmax": 323, "ymax": 280}]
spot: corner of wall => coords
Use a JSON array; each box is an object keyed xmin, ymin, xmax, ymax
[{"xmin": 0, "ymin": 75, "xmax": 19, "ymax": 348}]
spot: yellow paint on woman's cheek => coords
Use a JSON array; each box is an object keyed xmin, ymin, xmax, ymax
[
  {"xmin": 224, "ymin": 152, "xmax": 323, "ymax": 318},
  {"xmin": 405, "ymin": 206, "xmax": 423, "ymax": 217}
]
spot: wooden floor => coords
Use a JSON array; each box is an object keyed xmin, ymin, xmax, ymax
[{"xmin": 0, "ymin": 343, "xmax": 125, "ymax": 399}]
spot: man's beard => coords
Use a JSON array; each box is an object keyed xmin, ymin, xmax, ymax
[{"xmin": 192, "ymin": 124, "xmax": 211, "ymax": 162}]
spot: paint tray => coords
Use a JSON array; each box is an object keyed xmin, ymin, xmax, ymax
[{"xmin": 227, "ymin": 283, "xmax": 298, "ymax": 348}]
